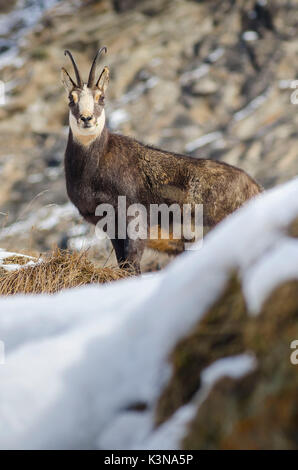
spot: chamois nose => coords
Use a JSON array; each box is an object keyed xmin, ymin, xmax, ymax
[{"xmin": 80, "ymin": 115, "xmax": 92, "ymax": 123}]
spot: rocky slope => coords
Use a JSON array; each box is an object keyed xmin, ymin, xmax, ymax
[{"xmin": 0, "ymin": 0, "xmax": 297, "ymax": 267}]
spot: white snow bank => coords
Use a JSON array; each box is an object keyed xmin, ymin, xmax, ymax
[{"xmin": 0, "ymin": 178, "xmax": 298, "ymax": 449}]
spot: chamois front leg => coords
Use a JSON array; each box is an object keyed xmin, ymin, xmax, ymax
[
  {"xmin": 110, "ymin": 238, "xmax": 127, "ymax": 266},
  {"xmin": 111, "ymin": 237, "xmax": 145, "ymax": 274},
  {"xmin": 125, "ymin": 237, "xmax": 145, "ymax": 274}
]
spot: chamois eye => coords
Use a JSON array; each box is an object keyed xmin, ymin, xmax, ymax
[
  {"xmin": 68, "ymin": 91, "xmax": 78, "ymax": 106},
  {"xmin": 95, "ymin": 92, "xmax": 104, "ymax": 104}
]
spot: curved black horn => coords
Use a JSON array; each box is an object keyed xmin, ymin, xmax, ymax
[
  {"xmin": 87, "ymin": 46, "xmax": 107, "ymax": 88},
  {"xmin": 64, "ymin": 50, "xmax": 82, "ymax": 88}
]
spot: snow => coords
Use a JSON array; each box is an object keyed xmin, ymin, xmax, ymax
[
  {"xmin": 242, "ymin": 31, "xmax": 259, "ymax": 41},
  {"xmin": 180, "ymin": 49, "xmax": 223, "ymax": 86},
  {"xmin": 180, "ymin": 64, "xmax": 210, "ymax": 84},
  {"xmin": 201, "ymin": 354, "xmax": 257, "ymax": 385},
  {"xmin": 0, "ymin": 249, "xmax": 38, "ymax": 272},
  {"xmin": 0, "ymin": 202, "xmax": 106, "ymax": 253},
  {"xmin": 108, "ymin": 109, "xmax": 130, "ymax": 130},
  {"xmin": 243, "ymin": 239, "xmax": 298, "ymax": 312},
  {"xmin": 185, "ymin": 131, "xmax": 223, "ymax": 152},
  {"xmin": 119, "ymin": 77, "xmax": 159, "ymax": 105},
  {"xmin": 0, "ymin": 178, "xmax": 298, "ymax": 449},
  {"xmin": 0, "ymin": 1, "xmax": 60, "ymax": 72},
  {"xmin": 0, "ymin": 203, "xmax": 77, "ymax": 237},
  {"xmin": 233, "ymin": 89, "xmax": 270, "ymax": 122},
  {"xmin": 0, "ymin": 249, "xmax": 34, "ymax": 261}
]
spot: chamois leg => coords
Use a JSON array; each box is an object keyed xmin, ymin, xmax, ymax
[
  {"xmin": 125, "ymin": 238, "xmax": 145, "ymax": 274},
  {"xmin": 111, "ymin": 238, "xmax": 127, "ymax": 265},
  {"xmin": 111, "ymin": 238, "xmax": 145, "ymax": 274}
]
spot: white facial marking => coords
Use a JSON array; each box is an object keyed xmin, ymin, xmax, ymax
[
  {"xmin": 79, "ymin": 84, "xmax": 94, "ymax": 117},
  {"xmin": 70, "ymin": 109, "xmax": 106, "ymax": 146}
]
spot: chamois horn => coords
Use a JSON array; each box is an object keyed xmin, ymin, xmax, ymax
[
  {"xmin": 87, "ymin": 46, "xmax": 107, "ymax": 88},
  {"xmin": 64, "ymin": 50, "xmax": 82, "ymax": 88}
]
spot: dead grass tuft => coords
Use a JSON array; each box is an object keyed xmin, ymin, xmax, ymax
[
  {"xmin": 0, "ymin": 248, "xmax": 134, "ymax": 296},
  {"xmin": 3, "ymin": 255, "xmax": 33, "ymax": 265}
]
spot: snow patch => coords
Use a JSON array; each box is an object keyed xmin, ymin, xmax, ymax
[{"xmin": 0, "ymin": 179, "xmax": 298, "ymax": 448}]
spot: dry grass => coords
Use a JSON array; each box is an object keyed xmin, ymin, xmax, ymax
[
  {"xmin": 2, "ymin": 255, "xmax": 34, "ymax": 265},
  {"xmin": 0, "ymin": 248, "xmax": 134, "ymax": 296}
]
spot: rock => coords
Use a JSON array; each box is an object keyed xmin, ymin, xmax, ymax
[
  {"xmin": 112, "ymin": 0, "xmax": 145, "ymax": 13},
  {"xmin": 0, "ymin": 0, "xmax": 17, "ymax": 13},
  {"xmin": 182, "ymin": 279, "xmax": 298, "ymax": 450},
  {"xmin": 155, "ymin": 276, "xmax": 247, "ymax": 426},
  {"xmin": 188, "ymin": 78, "xmax": 219, "ymax": 96},
  {"xmin": 153, "ymin": 266, "xmax": 298, "ymax": 449}
]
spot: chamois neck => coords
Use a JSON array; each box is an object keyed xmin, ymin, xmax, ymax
[
  {"xmin": 66, "ymin": 125, "xmax": 109, "ymax": 167},
  {"xmin": 68, "ymin": 121, "xmax": 109, "ymax": 153}
]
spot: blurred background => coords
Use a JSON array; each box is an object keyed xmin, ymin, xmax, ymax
[{"xmin": 0, "ymin": 0, "xmax": 297, "ymax": 268}]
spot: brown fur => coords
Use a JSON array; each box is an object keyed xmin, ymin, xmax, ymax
[
  {"xmin": 62, "ymin": 49, "xmax": 262, "ymax": 272},
  {"xmin": 64, "ymin": 126, "xmax": 262, "ymax": 271}
]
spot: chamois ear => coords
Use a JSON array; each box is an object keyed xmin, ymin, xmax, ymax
[
  {"xmin": 61, "ymin": 67, "xmax": 76, "ymax": 93},
  {"xmin": 96, "ymin": 66, "xmax": 110, "ymax": 94}
]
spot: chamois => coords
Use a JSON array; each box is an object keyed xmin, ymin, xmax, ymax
[{"xmin": 62, "ymin": 48, "xmax": 262, "ymax": 272}]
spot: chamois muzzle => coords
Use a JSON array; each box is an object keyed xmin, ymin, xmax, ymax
[{"xmin": 80, "ymin": 115, "xmax": 93, "ymax": 127}]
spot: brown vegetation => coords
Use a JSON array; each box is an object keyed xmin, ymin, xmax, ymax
[
  {"xmin": 155, "ymin": 275, "xmax": 247, "ymax": 425},
  {"xmin": 0, "ymin": 248, "xmax": 133, "ymax": 296}
]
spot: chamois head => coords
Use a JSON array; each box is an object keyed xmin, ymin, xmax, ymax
[{"xmin": 61, "ymin": 47, "xmax": 109, "ymax": 144}]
